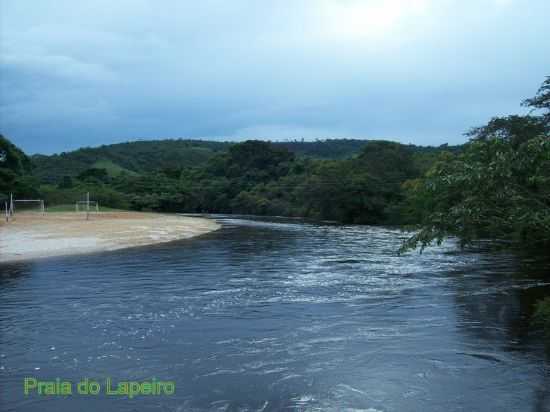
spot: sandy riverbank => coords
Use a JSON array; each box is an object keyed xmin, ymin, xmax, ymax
[{"xmin": 0, "ymin": 211, "xmax": 220, "ymax": 263}]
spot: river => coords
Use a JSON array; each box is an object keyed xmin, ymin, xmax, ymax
[{"xmin": 1, "ymin": 216, "xmax": 549, "ymax": 411}]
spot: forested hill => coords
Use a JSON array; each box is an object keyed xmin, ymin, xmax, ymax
[
  {"xmin": 31, "ymin": 138, "xmax": 458, "ymax": 184},
  {"xmin": 274, "ymin": 139, "xmax": 372, "ymax": 158},
  {"xmin": 31, "ymin": 139, "xmax": 230, "ymax": 184},
  {"xmin": 0, "ymin": 133, "xmax": 462, "ymax": 225}
]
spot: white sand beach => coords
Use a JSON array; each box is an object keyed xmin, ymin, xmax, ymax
[{"xmin": 0, "ymin": 211, "xmax": 220, "ymax": 263}]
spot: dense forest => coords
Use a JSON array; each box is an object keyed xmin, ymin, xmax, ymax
[
  {"xmin": 31, "ymin": 138, "xmax": 443, "ymax": 184},
  {"xmin": 4, "ymin": 137, "xmax": 457, "ymax": 225}
]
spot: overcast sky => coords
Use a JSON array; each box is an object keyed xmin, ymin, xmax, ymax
[{"xmin": 1, "ymin": 0, "xmax": 549, "ymax": 154}]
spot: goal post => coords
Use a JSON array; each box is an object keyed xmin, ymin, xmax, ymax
[
  {"xmin": 9, "ymin": 195, "xmax": 45, "ymax": 215},
  {"xmin": 75, "ymin": 193, "xmax": 100, "ymax": 220},
  {"xmin": 75, "ymin": 201, "xmax": 99, "ymax": 212}
]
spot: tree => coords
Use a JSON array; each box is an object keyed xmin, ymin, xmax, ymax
[
  {"xmin": 0, "ymin": 134, "xmax": 39, "ymax": 199},
  {"xmin": 466, "ymin": 115, "xmax": 546, "ymax": 147},
  {"xmin": 402, "ymin": 78, "xmax": 550, "ymax": 252},
  {"xmin": 77, "ymin": 168, "xmax": 110, "ymax": 183},
  {"xmin": 523, "ymin": 76, "xmax": 550, "ymax": 124}
]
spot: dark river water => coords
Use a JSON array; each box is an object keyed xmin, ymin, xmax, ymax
[{"xmin": 1, "ymin": 216, "xmax": 550, "ymax": 411}]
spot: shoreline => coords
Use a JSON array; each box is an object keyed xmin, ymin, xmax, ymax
[{"xmin": 0, "ymin": 211, "xmax": 220, "ymax": 263}]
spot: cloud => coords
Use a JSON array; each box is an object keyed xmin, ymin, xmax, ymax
[
  {"xmin": 0, "ymin": 0, "xmax": 548, "ymax": 154},
  {"xmin": 2, "ymin": 53, "xmax": 116, "ymax": 85}
]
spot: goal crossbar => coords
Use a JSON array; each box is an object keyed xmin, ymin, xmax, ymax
[
  {"xmin": 75, "ymin": 200, "xmax": 99, "ymax": 212},
  {"xmin": 10, "ymin": 198, "xmax": 45, "ymax": 215}
]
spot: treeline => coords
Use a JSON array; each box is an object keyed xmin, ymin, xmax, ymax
[
  {"xmin": 3, "ymin": 77, "xmax": 548, "ymax": 251},
  {"xmin": 31, "ymin": 140, "xmax": 449, "ymax": 224},
  {"xmin": 0, "ymin": 134, "xmax": 459, "ymax": 225},
  {"xmin": 31, "ymin": 137, "xmax": 457, "ymax": 185}
]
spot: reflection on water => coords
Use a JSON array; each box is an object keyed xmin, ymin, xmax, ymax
[{"xmin": 1, "ymin": 216, "xmax": 549, "ymax": 411}]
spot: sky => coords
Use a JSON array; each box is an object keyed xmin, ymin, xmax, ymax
[{"xmin": 0, "ymin": 0, "xmax": 549, "ymax": 155}]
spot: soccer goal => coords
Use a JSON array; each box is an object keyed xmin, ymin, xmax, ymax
[
  {"xmin": 9, "ymin": 194, "xmax": 45, "ymax": 216},
  {"xmin": 75, "ymin": 193, "xmax": 100, "ymax": 221},
  {"xmin": 75, "ymin": 200, "xmax": 99, "ymax": 213}
]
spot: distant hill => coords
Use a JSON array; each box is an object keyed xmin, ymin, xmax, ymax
[
  {"xmin": 274, "ymin": 139, "xmax": 371, "ymax": 158},
  {"xmin": 32, "ymin": 139, "xmax": 230, "ymax": 183},
  {"xmin": 31, "ymin": 138, "xmax": 461, "ymax": 184}
]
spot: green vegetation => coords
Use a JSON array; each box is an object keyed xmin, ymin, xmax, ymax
[
  {"xmin": 87, "ymin": 139, "xmax": 439, "ymax": 222},
  {"xmin": 2, "ymin": 136, "xmax": 456, "ymax": 220},
  {"xmin": 402, "ymin": 77, "xmax": 550, "ymax": 252},
  {"xmin": 275, "ymin": 139, "xmax": 370, "ymax": 159},
  {"xmin": 90, "ymin": 160, "xmax": 138, "ymax": 177},
  {"xmin": 0, "ymin": 134, "xmax": 40, "ymax": 203},
  {"xmin": 31, "ymin": 137, "xmax": 457, "ymax": 184},
  {"xmin": 31, "ymin": 139, "xmax": 229, "ymax": 184}
]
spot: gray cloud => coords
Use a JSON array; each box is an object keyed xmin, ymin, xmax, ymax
[{"xmin": 1, "ymin": 0, "xmax": 549, "ymax": 154}]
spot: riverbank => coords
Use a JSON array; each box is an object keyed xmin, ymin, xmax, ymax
[{"xmin": 0, "ymin": 211, "xmax": 220, "ymax": 263}]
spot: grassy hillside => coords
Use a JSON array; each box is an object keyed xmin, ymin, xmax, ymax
[
  {"xmin": 32, "ymin": 139, "xmax": 230, "ymax": 183},
  {"xmin": 91, "ymin": 160, "xmax": 138, "ymax": 177}
]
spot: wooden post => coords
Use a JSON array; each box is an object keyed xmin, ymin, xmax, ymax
[
  {"xmin": 86, "ymin": 192, "xmax": 90, "ymax": 221},
  {"xmin": 4, "ymin": 201, "xmax": 8, "ymax": 222},
  {"xmin": 9, "ymin": 192, "xmax": 13, "ymax": 216}
]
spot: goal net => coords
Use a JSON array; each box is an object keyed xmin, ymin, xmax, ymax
[
  {"xmin": 11, "ymin": 199, "xmax": 45, "ymax": 215},
  {"xmin": 75, "ymin": 200, "xmax": 99, "ymax": 213}
]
